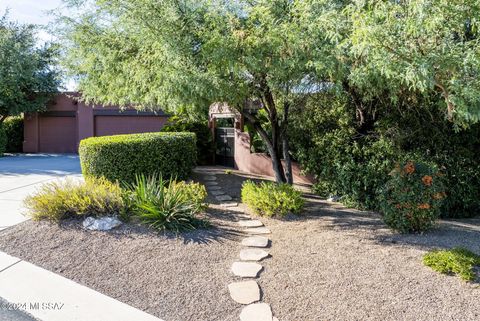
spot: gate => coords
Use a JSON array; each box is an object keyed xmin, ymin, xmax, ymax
[{"xmin": 215, "ymin": 127, "xmax": 235, "ymax": 167}]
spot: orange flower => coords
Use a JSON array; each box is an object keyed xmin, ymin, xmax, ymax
[
  {"xmin": 417, "ymin": 203, "xmax": 431, "ymax": 209},
  {"xmin": 404, "ymin": 162, "xmax": 415, "ymax": 174},
  {"xmin": 422, "ymin": 175, "xmax": 433, "ymax": 186}
]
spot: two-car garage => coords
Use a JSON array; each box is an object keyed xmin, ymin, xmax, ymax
[{"xmin": 23, "ymin": 93, "xmax": 169, "ymax": 154}]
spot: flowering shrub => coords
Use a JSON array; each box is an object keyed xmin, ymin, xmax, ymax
[{"xmin": 379, "ymin": 161, "xmax": 446, "ymax": 233}]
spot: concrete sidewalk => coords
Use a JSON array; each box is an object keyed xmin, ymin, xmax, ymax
[
  {"xmin": 0, "ymin": 252, "xmax": 163, "ymax": 321},
  {"xmin": 0, "ymin": 154, "xmax": 82, "ymax": 230}
]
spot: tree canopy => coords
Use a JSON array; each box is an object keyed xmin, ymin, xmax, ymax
[{"xmin": 0, "ymin": 13, "xmax": 60, "ymax": 122}]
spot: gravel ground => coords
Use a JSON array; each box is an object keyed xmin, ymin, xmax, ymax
[{"xmin": 1, "ymin": 169, "xmax": 479, "ymax": 321}]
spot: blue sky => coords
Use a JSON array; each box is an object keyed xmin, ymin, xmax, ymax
[{"xmin": 1, "ymin": 0, "xmax": 77, "ymax": 90}]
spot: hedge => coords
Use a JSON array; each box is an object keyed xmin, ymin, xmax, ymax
[
  {"xmin": 0, "ymin": 124, "xmax": 6, "ymax": 156},
  {"xmin": 3, "ymin": 117, "xmax": 24, "ymax": 153},
  {"xmin": 79, "ymin": 132, "xmax": 197, "ymax": 183}
]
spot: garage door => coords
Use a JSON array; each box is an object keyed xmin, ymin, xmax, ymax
[
  {"xmin": 39, "ymin": 116, "xmax": 77, "ymax": 153},
  {"xmin": 94, "ymin": 116, "xmax": 166, "ymax": 137}
]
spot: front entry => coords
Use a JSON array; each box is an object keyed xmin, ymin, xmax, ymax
[{"xmin": 215, "ymin": 127, "xmax": 235, "ymax": 167}]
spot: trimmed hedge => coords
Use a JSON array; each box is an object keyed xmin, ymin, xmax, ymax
[{"xmin": 79, "ymin": 132, "xmax": 196, "ymax": 183}]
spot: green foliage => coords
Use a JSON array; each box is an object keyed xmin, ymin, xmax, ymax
[
  {"xmin": 79, "ymin": 132, "xmax": 196, "ymax": 184},
  {"xmin": 379, "ymin": 161, "xmax": 446, "ymax": 233},
  {"xmin": 0, "ymin": 14, "xmax": 59, "ymax": 121},
  {"xmin": 3, "ymin": 117, "xmax": 23, "ymax": 153},
  {"xmin": 423, "ymin": 248, "xmax": 480, "ymax": 282},
  {"xmin": 162, "ymin": 115, "xmax": 214, "ymax": 165},
  {"xmin": 124, "ymin": 174, "xmax": 208, "ymax": 232},
  {"xmin": 24, "ymin": 177, "xmax": 126, "ymax": 221},
  {"xmin": 241, "ymin": 180, "xmax": 304, "ymax": 217},
  {"xmin": 0, "ymin": 123, "xmax": 6, "ymax": 156}
]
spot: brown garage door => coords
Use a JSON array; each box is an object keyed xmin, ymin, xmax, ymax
[
  {"xmin": 94, "ymin": 116, "xmax": 166, "ymax": 137},
  {"xmin": 39, "ymin": 116, "xmax": 77, "ymax": 153}
]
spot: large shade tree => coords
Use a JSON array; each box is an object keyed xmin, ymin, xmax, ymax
[
  {"xmin": 59, "ymin": 0, "xmax": 339, "ymax": 183},
  {"xmin": 0, "ymin": 13, "xmax": 60, "ymax": 123}
]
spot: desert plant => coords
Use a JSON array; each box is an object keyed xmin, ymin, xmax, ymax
[
  {"xmin": 125, "ymin": 174, "xmax": 208, "ymax": 232},
  {"xmin": 241, "ymin": 180, "xmax": 304, "ymax": 217},
  {"xmin": 25, "ymin": 177, "xmax": 126, "ymax": 221},
  {"xmin": 423, "ymin": 248, "xmax": 480, "ymax": 282},
  {"xmin": 79, "ymin": 132, "xmax": 196, "ymax": 184},
  {"xmin": 379, "ymin": 161, "xmax": 446, "ymax": 233}
]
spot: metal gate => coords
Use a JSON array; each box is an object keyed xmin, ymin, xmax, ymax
[{"xmin": 215, "ymin": 127, "xmax": 235, "ymax": 167}]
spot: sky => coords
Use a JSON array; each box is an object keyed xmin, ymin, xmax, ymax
[{"xmin": 1, "ymin": 0, "xmax": 77, "ymax": 90}]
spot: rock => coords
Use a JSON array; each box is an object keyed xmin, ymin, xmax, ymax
[
  {"xmin": 327, "ymin": 195, "xmax": 341, "ymax": 202},
  {"xmin": 210, "ymin": 190, "xmax": 225, "ymax": 196},
  {"xmin": 203, "ymin": 176, "xmax": 217, "ymax": 181},
  {"xmin": 239, "ymin": 220, "xmax": 263, "ymax": 228},
  {"xmin": 231, "ymin": 262, "xmax": 263, "ymax": 278},
  {"xmin": 221, "ymin": 202, "xmax": 239, "ymax": 207},
  {"xmin": 207, "ymin": 185, "xmax": 222, "ymax": 191},
  {"xmin": 216, "ymin": 194, "xmax": 233, "ymax": 201},
  {"xmin": 245, "ymin": 227, "xmax": 271, "ymax": 235},
  {"xmin": 228, "ymin": 280, "xmax": 260, "ymax": 305},
  {"xmin": 240, "ymin": 303, "xmax": 272, "ymax": 321},
  {"xmin": 82, "ymin": 216, "xmax": 122, "ymax": 231},
  {"xmin": 240, "ymin": 248, "xmax": 269, "ymax": 261},
  {"xmin": 241, "ymin": 236, "xmax": 269, "ymax": 248},
  {"xmin": 205, "ymin": 181, "xmax": 218, "ymax": 186}
]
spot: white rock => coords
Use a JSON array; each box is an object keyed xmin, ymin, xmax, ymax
[
  {"xmin": 240, "ymin": 303, "xmax": 273, "ymax": 321},
  {"xmin": 239, "ymin": 220, "xmax": 263, "ymax": 228},
  {"xmin": 241, "ymin": 236, "xmax": 269, "ymax": 248},
  {"xmin": 216, "ymin": 194, "xmax": 233, "ymax": 201},
  {"xmin": 245, "ymin": 227, "xmax": 271, "ymax": 235},
  {"xmin": 240, "ymin": 249, "xmax": 269, "ymax": 261},
  {"xmin": 327, "ymin": 195, "xmax": 341, "ymax": 202},
  {"xmin": 221, "ymin": 202, "xmax": 239, "ymax": 207},
  {"xmin": 231, "ymin": 262, "xmax": 263, "ymax": 278},
  {"xmin": 228, "ymin": 280, "xmax": 260, "ymax": 305},
  {"xmin": 82, "ymin": 217, "xmax": 122, "ymax": 231}
]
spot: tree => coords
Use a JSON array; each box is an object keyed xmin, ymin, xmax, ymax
[
  {"xmin": 59, "ymin": 0, "xmax": 339, "ymax": 184},
  {"xmin": 0, "ymin": 13, "xmax": 60, "ymax": 123}
]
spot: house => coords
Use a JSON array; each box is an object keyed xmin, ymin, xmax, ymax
[{"xmin": 23, "ymin": 92, "xmax": 169, "ymax": 153}]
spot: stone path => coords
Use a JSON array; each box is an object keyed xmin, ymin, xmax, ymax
[{"xmin": 198, "ymin": 169, "xmax": 278, "ymax": 321}]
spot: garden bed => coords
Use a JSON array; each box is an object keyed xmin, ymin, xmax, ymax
[{"xmin": 0, "ymin": 170, "xmax": 479, "ymax": 320}]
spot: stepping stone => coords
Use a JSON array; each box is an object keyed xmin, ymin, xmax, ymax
[
  {"xmin": 207, "ymin": 185, "xmax": 222, "ymax": 191},
  {"xmin": 245, "ymin": 227, "xmax": 271, "ymax": 235},
  {"xmin": 216, "ymin": 194, "xmax": 232, "ymax": 201},
  {"xmin": 240, "ymin": 303, "xmax": 272, "ymax": 321},
  {"xmin": 203, "ymin": 176, "xmax": 217, "ymax": 181},
  {"xmin": 210, "ymin": 190, "xmax": 225, "ymax": 196},
  {"xmin": 239, "ymin": 220, "xmax": 263, "ymax": 228},
  {"xmin": 231, "ymin": 262, "xmax": 263, "ymax": 278},
  {"xmin": 221, "ymin": 202, "xmax": 239, "ymax": 207},
  {"xmin": 228, "ymin": 280, "xmax": 260, "ymax": 305},
  {"xmin": 240, "ymin": 248, "xmax": 269, "ymax": 261},
  {"xmin": 241, "ymin": 236, "xmax": 269, "ymax": 248},
  {"xmin": 205, "ymin": 181, "xmax": 218, "ymax": 186}
]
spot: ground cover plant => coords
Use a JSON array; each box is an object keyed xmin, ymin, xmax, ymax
[
  {"xmin": 24, "ymin": 177, "xmax": 126, "ymax": 221},
  {"xmin": 241, "ymin": 180, "xmax": 304, "ymax": 217},
  {"xmin": 79, "ymin": 132, "xmax": 196, "ymax": 184},
  {"xmin": 423, "ymin": 248, "xmax": 480, "ymax": 282},
  {"xmin": 379, "ymin": 161, "xmax": 446, "ymax": 233},
  {"xmin": 125, "ymin": 174, "xmax": 208, "ymax": 233}
]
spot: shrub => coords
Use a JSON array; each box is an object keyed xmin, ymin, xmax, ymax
[
  {"xmin": 241, "ymin": 180, "xmax": 304, "ymax": 217},
  {"xmin": 162, "ymin": 115, "xmax": 214, "ymax": 165},
  {"xmin": 79, "ymin": 132, "xmax": 196, "ymax": 184},
  {"xmin": 423, "ymin": 248, "xmax": 480, "ymax": 281},
  {"xmin": 379, "ymin": 161, "xmax": 446, "ymax": 233},
  {"xmin": 3, "ymin": 117, "xmax": 23, "ymax": 153},
  {"xmin": 24, "ymin": 177, "xmax": 126, "ymax": 221},
  {"xmin": 125, "ymin": 174, "xmax": 208, "ymax": 232},
  {"xmin": 0, "ymin": 124, "xmax": 6, "ymax": 156}
]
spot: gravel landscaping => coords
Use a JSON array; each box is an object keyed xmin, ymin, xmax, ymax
[{"xmin": 0, "ymin": 168, "xmax": 479, "ymax": 321}]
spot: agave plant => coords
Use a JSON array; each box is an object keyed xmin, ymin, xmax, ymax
[{"xmin": 125, "ymin": 174, "xmax": 208, "ymax": 233}]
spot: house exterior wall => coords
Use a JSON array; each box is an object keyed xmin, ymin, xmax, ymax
[{"xmin": 23, "ymin": 92, "xmax": 169, "ymax": 153}]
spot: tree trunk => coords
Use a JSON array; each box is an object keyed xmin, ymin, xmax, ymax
[{"xmin": 281, "ymin": 101, "xmax": 293, "ymax": 184}]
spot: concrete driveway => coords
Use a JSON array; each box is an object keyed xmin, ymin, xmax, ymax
[{"xmin": 0, "ymin": 154, "xmax": 81, "ymax": 230}]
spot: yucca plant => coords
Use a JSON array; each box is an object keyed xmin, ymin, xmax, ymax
[{"xmin": 125, "ymin": 174, "xmax": 208, "ymax": 233}]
